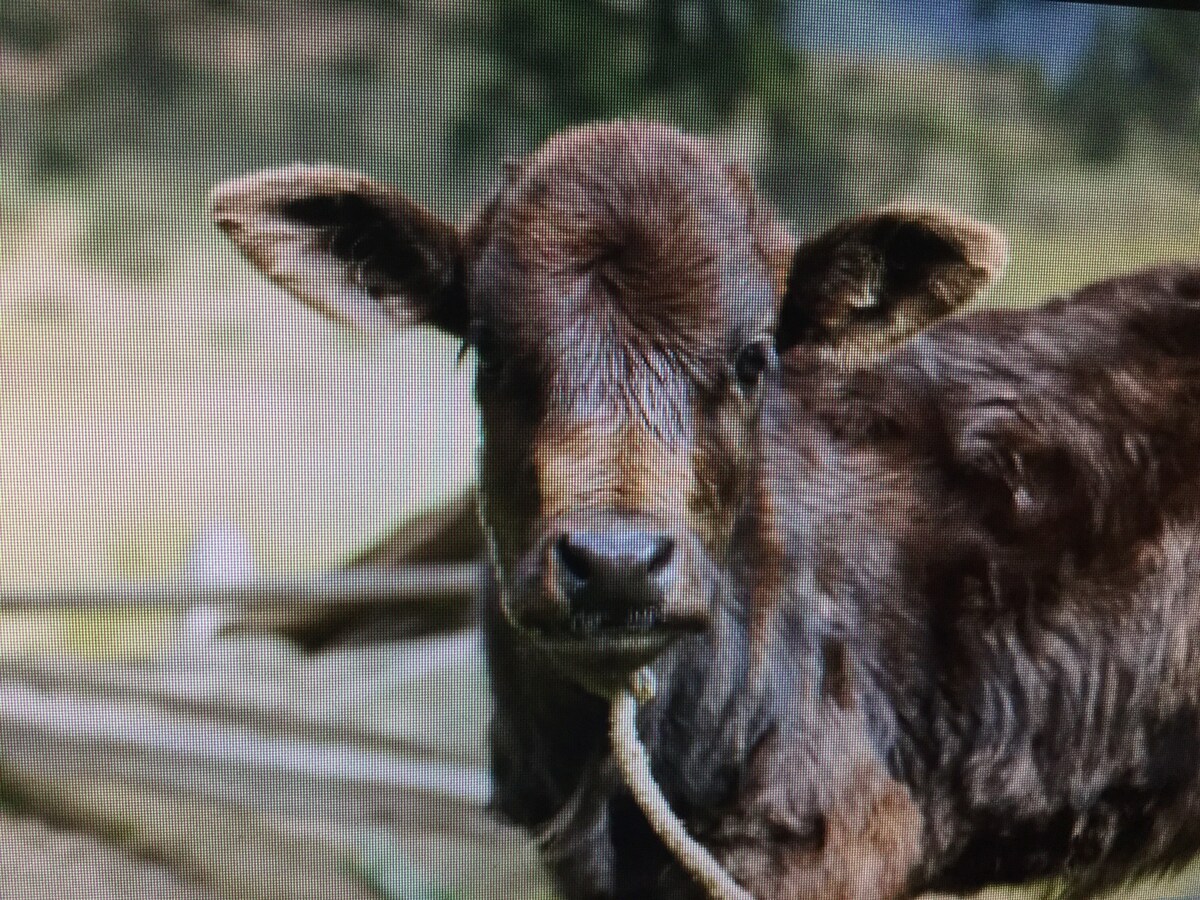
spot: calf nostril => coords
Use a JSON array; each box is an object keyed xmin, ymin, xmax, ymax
[
  {"xmin": 555, "ymin": 535, "xmax": 594, "ymax": 583},
  {"xmin": 553, "ymin": 528, "xmax": 676, "ymax": 596}
]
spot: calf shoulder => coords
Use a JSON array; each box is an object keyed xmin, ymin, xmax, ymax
[{"xmin": 762, "ymin": 263, "xmax": 1200, "ymax": 895}]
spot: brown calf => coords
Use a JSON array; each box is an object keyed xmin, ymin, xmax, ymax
[{"xmin": 211, "ymin": 120, "xmax": 1200, "ymax": 899}]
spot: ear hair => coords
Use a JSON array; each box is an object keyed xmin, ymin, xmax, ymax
[
  {"xmin": 777, "ymin": 202, "xmax": 1009, "ymax": 356},
  {"xmin": 209, "ymin": 165, "xmax": 467, "ymax": 336},
  {"xmin": 882, "ymin": 200, "xmax": 1009, "ymax": 289}
]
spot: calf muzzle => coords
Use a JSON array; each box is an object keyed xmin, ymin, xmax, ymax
[
  {"xmin": 508, "ymin": 513, "xmax": 708, "ymax": 688},
  {"xmin": 551, "ymin": 523, "xmax": 676, "ymax": 632}
]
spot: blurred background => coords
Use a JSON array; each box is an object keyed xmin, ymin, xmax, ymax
[{"xmin": 0, "ymin": 1, "xmax": 1198, "ymax": 898}]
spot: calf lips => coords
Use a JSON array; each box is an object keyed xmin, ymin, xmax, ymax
[
  {"xmin": 514, "ymin": 521, "xmax": 712, "ymax": 693},
  {"xmin": 536, "ymin": 630, "xmax": 676, "ymax": 697}
]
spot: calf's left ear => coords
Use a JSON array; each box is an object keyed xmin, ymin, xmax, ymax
[
  {"xmin": 209, "ymin": 165, "xmax": 468, "ymax": 336},
  {"xmin": 776, "ymin": 203, "xmax": 1008, "ymax": 355}
]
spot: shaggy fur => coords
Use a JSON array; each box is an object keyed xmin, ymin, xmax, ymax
[{"xmin": 212, "ymin": 120, "xmax": 1200, "ymax": 899}]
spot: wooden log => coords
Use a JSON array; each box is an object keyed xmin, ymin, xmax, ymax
[
  {"xmin": 0, "ymin": 635, "xmax": 555, "ymax": 900},
  {"xmin": 0, "ymin": 763, "xmax": 382, "ymax": 900},
  {"xmin": 0, "ymin": 801, "xmax": 228, "ymax": 900},
  {"xmin": 0, "ymin": 564, "xmax": 480, "ymax": 614},
  {"xmin": 0, "ymin": 490, "xmax": 483, "ymax": 651}
]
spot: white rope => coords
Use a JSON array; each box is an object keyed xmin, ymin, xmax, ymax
[{"xmin": 609, "ymin": 668, "xmax": 755, "ymax": 900}]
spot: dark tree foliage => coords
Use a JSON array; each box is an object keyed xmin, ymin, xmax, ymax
[
  {"xmin": 449, "ymin": 0, "xmax": 799, "ymax": 159},
  {"xmin": 975, "ymin": 2, "xmax": 1200, "ymax": 162},
  {"xmin": 0, "ymin": 0, "xmax": 425, "ymax": 181},
  {"xmin": 0, "ymin": 0, "xmax": 61, "ymax": 51},
  {"xmin": 1132, "ymin": 9, "xmax": 1200, "ymax": 139},
  {"xmin": 3, "ymin": 1, "xmax": 201, "ymax": 176},
  {"xmin": 1064, "ymin": 8, "xmax": 1200, "ymax": 162},
  {"xmin": 969, "ymin": 0, "xmax": 1043, "ymax": 19},
  {"xmin": 1060, "ymin": 13, "xmax": 1131, "ymax": 164}
]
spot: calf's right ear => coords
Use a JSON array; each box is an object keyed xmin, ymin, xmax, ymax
[
  {"xmin": 208, "ymin": 165, "xmax": 468, "ymax": 336},
  {"xmin": 776, "ymin": 203, "xmax": 1008, "ymax": 356}
]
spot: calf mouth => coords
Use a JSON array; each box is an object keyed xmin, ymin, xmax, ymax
[
  {"xmin": 500, "ymin": 526, "xmax": 716, "ymax": 688},
  {"xmin": 520, "ymin": 602, "xmax": 708, "ymax": 689}
]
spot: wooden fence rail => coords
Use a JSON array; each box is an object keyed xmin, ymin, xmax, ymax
[
  {"xmin": 0, "ymin": 563, "xmax": 482, "ymax": 612},
  {"xmin": 0, "ymin": 564, "xmax": 554, "ymax": 900}
]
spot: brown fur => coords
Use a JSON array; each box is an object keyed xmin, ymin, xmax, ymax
[{"xmin": 211, "ymin": 120, "xmax": 1200, "ymax": 900}]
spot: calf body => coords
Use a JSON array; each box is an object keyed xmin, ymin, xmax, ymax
[
  {"xmin": 212, "ymin": 122, "xmax": 1200, "ymax": 899},
  {"xmin": 489, "ymin": 263, "xmax": 1200, "ymax": 899}
]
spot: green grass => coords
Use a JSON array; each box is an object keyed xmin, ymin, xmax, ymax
[
  {"xmin": 994, "ymin": 226, "xmax": 1200, "ymax": 308},
  {"xmin": 0, "ymin": 225, "xmax": 475, "ymax": 577}
]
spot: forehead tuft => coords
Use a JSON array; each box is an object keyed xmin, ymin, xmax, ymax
[{"xmin": 471, "ymin": 121, "xmax": 787, "ymax": 361}]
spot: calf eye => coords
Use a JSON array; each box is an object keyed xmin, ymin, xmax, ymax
[{"xmin": 733, "ymin": 341, "xmax": 773, "ymax": 390}]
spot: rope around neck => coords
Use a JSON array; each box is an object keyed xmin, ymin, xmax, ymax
[{"xmin": 609, "ymin": 668, "xmax": 755, "ymax": 900}]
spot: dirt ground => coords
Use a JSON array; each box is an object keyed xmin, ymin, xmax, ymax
[{"xmin": 0, "ymin": 809, "xmax": 228, "ymax": 900}]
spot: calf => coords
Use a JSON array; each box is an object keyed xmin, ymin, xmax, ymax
[{"xmin": 211, "ymin": 120, "xmax": 1200, "ymax": 900}]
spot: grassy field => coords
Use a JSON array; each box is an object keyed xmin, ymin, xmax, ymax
[
  {"xmin": 0, "ymin": 211, "xmax": 477, "ymax": 590},
  {"xmin": 0, "ymin": 201, "xmax": 478, "ymax": 658}
]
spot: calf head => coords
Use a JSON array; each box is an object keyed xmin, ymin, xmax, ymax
[{"xmin": 211, "ymin": 120, "xmax": 1007, "ymax": 689}]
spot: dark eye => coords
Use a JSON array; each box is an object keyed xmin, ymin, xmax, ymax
[{"xmin": 733, "ymin": 341, "xmax": 773, "ymax": 390}]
